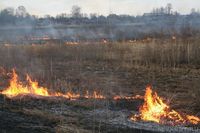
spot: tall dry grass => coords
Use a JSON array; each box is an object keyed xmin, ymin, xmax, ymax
[{"xmin": 0, "ymin": 39, "xmax": 200, "ymax": 111}]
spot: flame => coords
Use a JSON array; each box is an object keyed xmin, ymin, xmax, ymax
[
  {"xmin": 186, "ymin": 115, "xmax": 200, "ymax": 125},
  {"xmin": 113, "ymin": 94, "xmax": 143, "ymax": 100},
  {"xmin": 0, "ymin": 69, "xmax": 105, "ymax": 100},
  {"xmin": 26, "ymin": 74, "xmax": 50, "ymax": 96},
  {"xmin": 1, "ymin": 69, "xmax": 42, "ymax": 97},
  {"xmin": 2, "ymin": 70, "xmax": 199, "ymax": 125},
  {"xmin": 131, "ymin": 85, "xmax": 200, "ymax": 125},
  {"xmin": 84, "ymin": 90, "xmax": 105, "ymax": 99}
]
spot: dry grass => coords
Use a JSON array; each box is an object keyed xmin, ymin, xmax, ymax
[{"xmin": 0, "ymin": 38, "xmax": 200, "ymax": 114}]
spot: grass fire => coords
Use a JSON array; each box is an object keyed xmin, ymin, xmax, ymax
[
  {"xmin": 131, "ymin": 86, "xmax": 200, "ymax": 125},
  {"xmin": 0, "ymin": 43, "xmax": 200, "ymax": 133},
  {"xmin": 1, "ymin": 1, "xmax": 200, "ymax": 133},
  {"xmin": 1, "ymin": 68, "xmax": 200, "ymax": 129},
  {"xmin": 1, "ymin": 69, "xmax": 105, "ymax": 100}
]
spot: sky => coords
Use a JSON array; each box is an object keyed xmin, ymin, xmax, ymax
[{"xmin": 0, "ymin": 0, "xmax": 200, "ymax": 16}]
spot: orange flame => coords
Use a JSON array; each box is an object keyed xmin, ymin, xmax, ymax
[
  {"xmin": 131, "ymin": 86, "xmax": 200, "ymax": 125},
  {"xmin": 186, "ymin": 115, "xmax": 200, "ymax": 125},
  {"xmin": 0, "ymin": 69, "xmax": 105, "ymax": 100},
  {"xmin": 113, "ymin": 94, "xmax": 143, "ymax": 100},
  {"xmin": 0, "ymin": 69, "xmax": 47, "ymax": 98},
  {"xmin": 84, "ymin": 90, "xmax": 105, "ymax": 99}
]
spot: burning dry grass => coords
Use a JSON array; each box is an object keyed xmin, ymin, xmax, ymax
[
  {"xmin": 0, "ymin": 39, "xmax": 200, "ymax": 131},
  {"xmin": 0, "ymin": 41, "xmax": 200, "ymax": 106},
  {"xmin": 113, "ymin": 94, "xmax": 143, "ymax": 101},
  {"xmin": 1, "ymin": 68, "xmax": 200, "ymax": 126},
  {"xmin": 0, "ymin": 69, "xmax": 106, "ymax": 100},
  {"xmin": 131, "ymin": 86, "xmax": 200, "ymax": 125}
]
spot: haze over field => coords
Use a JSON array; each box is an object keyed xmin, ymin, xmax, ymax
[
  {"xmin": 1, "ymin": 0, "xmax": 200, "ymax": 16},
  {"xmin": 1, "ymin": 1, "xmax": 200, "ymax": 133}
]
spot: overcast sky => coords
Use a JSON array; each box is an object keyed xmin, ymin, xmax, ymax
[{"xmin": 0, "ymin": 0, "xmax": 200, "ymax": 16}]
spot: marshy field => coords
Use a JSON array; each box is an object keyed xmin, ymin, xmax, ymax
[{"xmin": 0, "ymin": 38, "xmax": 200, "ymax": 132}]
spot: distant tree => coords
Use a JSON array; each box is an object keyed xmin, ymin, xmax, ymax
[
  {"xmin": 59, "ymin": 13, "xmax": 67, "ymax": 18},
  {"xmin": 191, "ymin": 8, "xmax": 196, "ymax": 14},
  {"xmin": 173, "ymin": 11, "xmax": 179, "ymax": 16},
  {"xmin": 0, "ymin": 7, "xmax": 15, "ymax": 25},
  {"xmin": 82, "ymin": 13, "xmax": 88, "ymax": 18},
  {"xmin": 166, "ymin": 3, "xmax": 172, "ymax": 15},
  {"xmin": 152, "ymin": 8, "xmax": 156, "ymax": 14},
  {"xmin": 16, "ymin": 6, "xmax": 28, "ymax": 17},
  {"xmin": 44, "ymin": 15, "xmax": 51, "ymax": 18},
  {"xmin": 90, "ymin": 13, "xmax": 97, "ymax": 19},
  {"xmin": 160, "ymin": 7, "xmax": 165, "ymax": 14},
  {"xmin": 1, "ymin": 7, "xmax": 15, "ymax": 16},
  {"xmin": 71, "ymin": 5, "xmax": 82, "ymax": 18},
  {"xmin": 190, "ymin": 8, "xmax": 199, "ymax": 15}
]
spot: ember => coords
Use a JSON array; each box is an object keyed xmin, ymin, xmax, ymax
[{"xmin": 113, "ymin": 95, "xmax": 143, "ymax": 100}]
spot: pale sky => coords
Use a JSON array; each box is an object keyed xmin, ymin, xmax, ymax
[{"xmin": 0, "ymin": 0, "xmax": 200, "ymax": 16}]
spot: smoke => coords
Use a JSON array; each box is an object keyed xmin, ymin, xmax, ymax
[{"xmin": 0, "ymin": 4, "xmax": 200, "ymax": 43}]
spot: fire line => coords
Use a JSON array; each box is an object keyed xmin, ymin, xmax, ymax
[
  {"xmin": 131, "ymin": 85, "xmax": 200, "ymax": 125},
  {"xmin": 0, "ymin": 69, "xmax": 105, "ymax": 100},
  {"xmin": 1, "ymin": 69, "xmax": 200, "ymax": 125}
]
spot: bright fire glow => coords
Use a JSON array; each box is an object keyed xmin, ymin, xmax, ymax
[
  {"xmin": 131, "ymin": 85, "xmax": 200, "ymax": 125},
  {"xmin": 0, "ymin": 69, "xmax": 105, "ymax": 100}
]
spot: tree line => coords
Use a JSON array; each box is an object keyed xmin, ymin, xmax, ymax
[{"xmin": 0, "ymin": 3, "xmax": 200, "ymax": 27}]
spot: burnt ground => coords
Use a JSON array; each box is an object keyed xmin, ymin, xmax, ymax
[
  {"xmin": 0, "ymin": 43, "xmax": 200, "ymax": 132},
  {"xmin": 0, "ymin": 95, "xmax": 200, "ymax": 133}
]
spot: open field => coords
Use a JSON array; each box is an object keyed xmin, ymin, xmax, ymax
[{"xmin": 0, "ymin": 39, "xmax": 200, "ymax": 132}]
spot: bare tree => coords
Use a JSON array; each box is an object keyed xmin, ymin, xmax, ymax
[
  {"xmin": 90, "ymin": 13, "xmax": 98, "ymax": 19},
  {"xmin": 160, "ymin": 7, "xmax": 165, "ymax": 14},
  {"xmin": 71, "ymin": 5, "xmax": 82, "ymax": 18},
  {"xmin": 16, "ymin": 6, "xmax": 28, "ymax": 17},
  {"xmin": 166, "ymin": 3, "xmax": 172, "ymax": 15},
  {"xmin": 1, "ymin": 7, "xmax": 15, "ymax": 16},
  {"xmin": 191, "ymin": 8, "xmax": 196, "ymax": 15}
]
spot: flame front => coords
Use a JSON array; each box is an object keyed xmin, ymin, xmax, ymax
[
  {"xmin": 0, "ymin": 69, "xmax": 105, "ymax": 100},
  {"xmin": 0, "ymin": 69, "xmax": 42, "ymax": 97},
  {"xmin": 113, "ymin": 94, "xmax": 143, "ymax": 100},
  {"xmin": 139, "ymin": 86, "xmax": 169, "ymax": 123},
  {"xmin": 131, "ymin": 86, "xmax": 200, "ymax": 125},
  {"xmin": 2, "ymin": 70, "xmax": 200, "ymax": 125}
]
